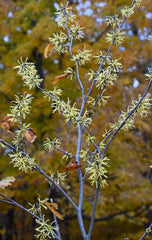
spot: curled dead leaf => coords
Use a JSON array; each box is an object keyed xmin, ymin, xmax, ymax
[
  {"xmin": 49, "ymin": 202, "xmax": 59, "ymax": 210},
  {"xmin": 0, "ymin": 115, "xmax": 16, "ymax": 135},
  {"xmin": 44, "ymin": 202, "xmax": 59, "ymax": 210},
  {"xmin": 0, "ymin": 121, "xmax": 10, "ymax": 131},
  {"xmin": 44, "ymin": 202, "xmax": 64, "ymax": 220},
  {"xmin": 24, "ymin": 129, "xmax": 37, "ymax": 143},
  {"xmin": 52, "ymin": 73, "xmax": 70, "ymax": 86},
  {"xmin": 61, "ymin": 161, "xmax": 82, "ymax": 173},
  {"xmin": 3, "ymin": 115, "xmax": 15, "ymax": 127},
  {"xmin": 44, "ymin": 43, "xmax": 54, "ymax": 59},
  {"xmin": 0, "ymin": 121, "xmax": 12, "ymax": 135}
]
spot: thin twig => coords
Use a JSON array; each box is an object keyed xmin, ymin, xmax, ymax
[
  {"xmin": 84, "ymin": 0, "xmax": 136, "ymax": 109},
  {"xmin": 0, "ymin": 138, "xmax": 77, "ymax": 210},
  {"xmin": 52, "ymin": 144, "xmax": 75, "ymax": 159},
  {"xmin": 83, "ymin": 149, "xmax": 98, "ymax": 180},
  {"xmin": 19, "ymin": 114, "xmax": 26, "ymax": 154},
  {"xmin": 102, "ymin": 79, "xmax": 152, "ymax": 158},
  {"xmin": 35, "ymin": 163, "xmax": 77, "ymax": 210},
  {"xmin": 83, "ymin": 126, "xmax": 102, "ymax": 158},
  {"xmin": 0, "ymin": 194, "xmax": 59, "ymax": 239},
  {"xmin": 0, "ymin": 193, "xmax": 42, "ymax": 221},
  {"xmin": 64, "ymin": 204, "xmax": 152, "ymax": 221},
  {"xmin": 36, "ymin": 85, "xmax": 56, "ymax": 101},
  {"xmin": 91, "ymin": 85, "xmax": 106, "ymax": 112},
  {"xmin": 50, "ymin": 198, "xmax": 62, "ymax": 240},
  {"xmin": 139, "ymin": 223, "xmax": 152, "ymax": 240}
]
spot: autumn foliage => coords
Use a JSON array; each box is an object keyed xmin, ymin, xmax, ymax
[{"xmin": 0, "ymin": 1, "xmax": 152, "ymax": 240}]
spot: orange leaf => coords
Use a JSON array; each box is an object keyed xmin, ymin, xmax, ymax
[
  {"xmin": 61, "ymin": 161, "xmax": 82, "ymax": 173},
  {"xmin": 44, "ymin": 202, "xmax": 59, "ymax": 210},
  {"xmin": 0, "ymin": 176, "xmax": 16, "ymax": 189},
  {"xmin": 52, "ymin": 73, "xmax": 70, "ymax": 86},
  {"xmin": 44, "ymin": 202, "xmax": 64, "ymax": 220},
  {"xmin": 24, "ymin": 129, "xmax": 37, "ymax": 143},
  {"xmin": 44, "ymin": 43, "xmax": 54, "ymax": 59},
  {"xmin": 50, "ymin": 202, "xmax": 59, "ymax": 210}
]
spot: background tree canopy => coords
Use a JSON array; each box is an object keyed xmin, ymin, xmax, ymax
[{"xmin": 0, "ymin": 0, "xmax": 152, "ymax": 239}]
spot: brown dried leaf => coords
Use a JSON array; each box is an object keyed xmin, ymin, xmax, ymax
[
  {"xmin": 52, "ymin": 73, "xmax": 70, "ymax": 86},
  {"xmin": 0, "ymin": 176, "xmax": 16, "ymax": 189},
  {"xmin": 24, "ymin": 129, "xmax": 37, "ymax": 143},
  {"xmin": 61, "ymin": 161, "xmax": 82, "ymax": 173},
  {"xmin": 6, "ymin": 130, "xmax": 13, "ymax": 136},
  {"xmin": 3, "ymin": 115, "xmax": 15, "ymax": 127},
  {"xmin": 44, "ymin": 43, "xmax": 54, "ymax": 59},
  {"xmin": 44, "ymin": 202, "xmax": 59, "ymax": 210},
  {"xmin": 0, "ymin": 121, "xmax": 10, "ymax": 131},
  {"xmin": 50, "ymin": 202, "xmax": 59, "ymax": 210},
  {"xmin": 0, "ymin": 115, "xmax": 16, "ymax": 135},
  {"xmin": 0, "ymin": 122, "xmax": 12, "ymax": 135},
  {"xmin": 44, "ymin": 202, "xmax": 64, "ymax": 220}
]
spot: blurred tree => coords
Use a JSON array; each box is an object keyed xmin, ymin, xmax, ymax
[{"xmin": 0, "ymin": 0, "xmax": 152, "ymax": 239}]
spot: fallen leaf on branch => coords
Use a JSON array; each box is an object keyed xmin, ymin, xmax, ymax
[
  {"xmin": 44, "ymin": 202, "xmax": 64, "ymax": 220},
  {"xmin": 61, "ymin": 161, "xmax": 82, "ymax": 173},
  {"xmin": 24, "ymin": 128, "xmax": 37, "ymax": 143},
  {"xmin": 44, "ymin": 43, "xmax": 54, "ymax": 59},
  {"xmin": 52, "ymin": 73, "xmax": 70, "ymax": 86},
  {"xmin": 0, "ymin": 176, "xmax": 16, "ymax": 189}
]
